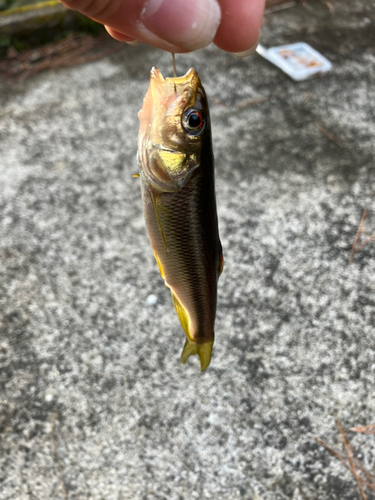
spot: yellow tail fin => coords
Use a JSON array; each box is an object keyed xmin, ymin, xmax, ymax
[{"xmin": 180, "ymin": 338, "xmax": 214, "ymax": 372}]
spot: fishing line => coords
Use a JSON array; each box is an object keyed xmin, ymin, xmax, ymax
[
  {"xmin": 171, "ymin": 52, "xmax": 177, "ymax": 78},
  {"xmin": 171, "ymin": 52, "xmax": 177, "ymax": 94}
]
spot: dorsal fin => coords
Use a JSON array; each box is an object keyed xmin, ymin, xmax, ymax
[{"xmin": 218, "ymin": 252, "xmax": 224, "ymax": 276}]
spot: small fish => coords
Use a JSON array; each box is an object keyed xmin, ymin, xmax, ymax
[{"xmin": 137, "ymin": 67, "xmax": 223, "ymax": 372}]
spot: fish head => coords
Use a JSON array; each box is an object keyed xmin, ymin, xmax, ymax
[{"xmin": 138, "ymin": 67, "xmax": 210, "ymax": 189}]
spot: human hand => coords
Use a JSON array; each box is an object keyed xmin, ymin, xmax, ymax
[{"xmin": 60, "ymin": 0, "xmax": 265, "ymax": 55}]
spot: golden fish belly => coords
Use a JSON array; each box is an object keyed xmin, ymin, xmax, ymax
[{"xmin": 141, "ymin": 167, "xmax": 222, "ymax": 345}]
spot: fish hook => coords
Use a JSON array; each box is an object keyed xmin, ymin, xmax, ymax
[{"xmin": 171, "ymin": 52, "xmax": 177, "ymax": 94}]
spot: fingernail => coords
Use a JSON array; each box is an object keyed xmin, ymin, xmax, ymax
[
  {"xmin": 141, "ymin": 0, "xmax": 221, "ymax": 51},
  {"xmin": 231, "ymin": 36, "xmax": 260, "ymax": 58},
  {"xmin": 126, "ymin": 40, "xmax": 141, "ymax": 46}
]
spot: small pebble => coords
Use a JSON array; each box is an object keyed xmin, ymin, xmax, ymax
[{"xmin": 146, "ymin": 294, "xmax": 158, "ymax": 306}]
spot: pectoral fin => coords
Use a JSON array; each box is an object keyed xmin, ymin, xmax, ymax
[
  {"xmin": 157, "ymin": 150, "xmax": 187, "ymax": 175},
  {"xmin": 149, "ymin": 189, "xmax": 168, "ymax": 251},
  {"xmin": 181, "ymin": 338, "xmax": 214, "ymax": 372}
]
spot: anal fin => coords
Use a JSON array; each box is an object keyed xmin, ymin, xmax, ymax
[
  {"xmin": 154, "ymin": 252, "xmax": 165, "ymax": 279},
  {"xmin": 171, "ymin": 291, "xmax": 190, "ymax": 335}
]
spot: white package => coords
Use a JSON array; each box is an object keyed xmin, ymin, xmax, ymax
[{"xmin": 256, "ymin": 42, "xmax": 332, "ymax": 81}]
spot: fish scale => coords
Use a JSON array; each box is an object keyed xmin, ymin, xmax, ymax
[{"xmin": 137, "ymin": 67, "xmax": 223, "ymax": 372}]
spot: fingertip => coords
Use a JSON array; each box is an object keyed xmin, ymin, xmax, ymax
[
  {"xmin": 105, "ymin": 26, "xmax": 136, "ymax": 43},
  {"xmin": 230, "ymin": 36, "xmax": 260, "ymax": 58},
  {"xmin": 126, "ymin": 40, "xmax": 142, "ymax": 46},
  {"xmin": 214, "ymin": 0, "xmax": 265, "ymax": 54},
  {"xmin": 142, "ymin": 0, "xmax": 221, "ymax": 51},
  {"xmin": 106, "ymin": 23, "xmax": 185, "ymax": 53}
]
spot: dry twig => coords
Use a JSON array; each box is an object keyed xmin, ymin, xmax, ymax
[
  {"xmin": 356, "ymin": 235, "xmax": 375, "ymax": 253},
  {"xmin": 303, "ymin": 92, "xmax": 311, "ymax": 103},
  {"xmin": 314, "ymin": 121, "xmax": 343, "ymax": 148},
  {"xmin": 346, "ymin": 439, "xmax": 375, "ymax": 489},
  {"xmin": 349, "ymin": 208, "xmax": 375, "ymax": 263},
  {"xmin": 265, "ymin": 1, "xmax": 298, "ymax": 14},
  {"xmin": 350, "ymin": 208, "xmax": 369, "ymax": 263},
  {"xmin": 0, "ymin": 33, "xmax": 122, "ymax": 82},
  {"xmin": 324, "ymin": 1, "xmax": 335, "ymax": 14},
  {"xmin": 209, "ymin": 94, "xmax": 274, "ymax": 112},
  {"xmin": 337, "ymin": 420, "xmax": 368, "ymax": 500},
  {"xmin": 209, "ymin": 96, "xmax": 228, "ymax": 108},
  {"xmin": 235, "ymin": 95, "xmax": 273, "ymax": 110},
  {"xmin": 317, "ymin": 420, "xmax": 375, "ymax": 500},
  {"xmin": 316, "ymin": 437, "xmax": 355, "ymax": 473},
  {"xmin": 51, "ymin": 413, "xmax": 68, "ymax": 500},
  {"xmin": 352, "ymin": 425, "xmax": 375, "ymax": 435}
]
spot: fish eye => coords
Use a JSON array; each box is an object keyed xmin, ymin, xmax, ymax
[{"xmin": 182, "ymin": 108, "xmax": 205, "ymax": 136}]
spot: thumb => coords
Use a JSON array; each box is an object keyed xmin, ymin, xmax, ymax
[{"xmin": 60, "ymin": 0, "xmax": 222, "ymax": 53}]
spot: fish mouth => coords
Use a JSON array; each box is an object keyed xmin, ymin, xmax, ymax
[
  {"xmin": 138, "ymin": 66, "xmax": 205, "ymax": 191},
  {"xmin": 148, "ymin": 67, "xmax": 201, "ymax": 105},
  {"xmin": 138, "ymin": 67, "xmax": 201, "ymax": 150}
]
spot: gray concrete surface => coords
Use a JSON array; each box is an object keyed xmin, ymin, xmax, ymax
[{"xmin": 1, "ymin": 1, "xmax": 375, "ymax": 499}]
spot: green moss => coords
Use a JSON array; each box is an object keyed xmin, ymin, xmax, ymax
[
  {"xmin": 11, "ymin": 38, "xmax": 27, "ymax": 51},
  {"xmin": 0, "ymin": 0, "xmax": 13, "ymax": 12},
  {"xmin": 0, "ymin": 36, "xmax": 11, "ymax": 47},
  {"xmin": 0, "ymin": 12, "xmax": 105, "ymax": 59},
  {"xmin": 75, "ymin": 16, "xmax": 103, "ymax": 36}
]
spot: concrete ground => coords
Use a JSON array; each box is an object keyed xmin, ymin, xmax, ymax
[{"xmin": 1, "ymin": 1, "xmax": 375, "ymax": 499}]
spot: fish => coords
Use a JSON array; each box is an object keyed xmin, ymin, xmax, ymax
[{"xmin": 137, "ymin": 67, "xmax": 223, "ymax": 372}]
